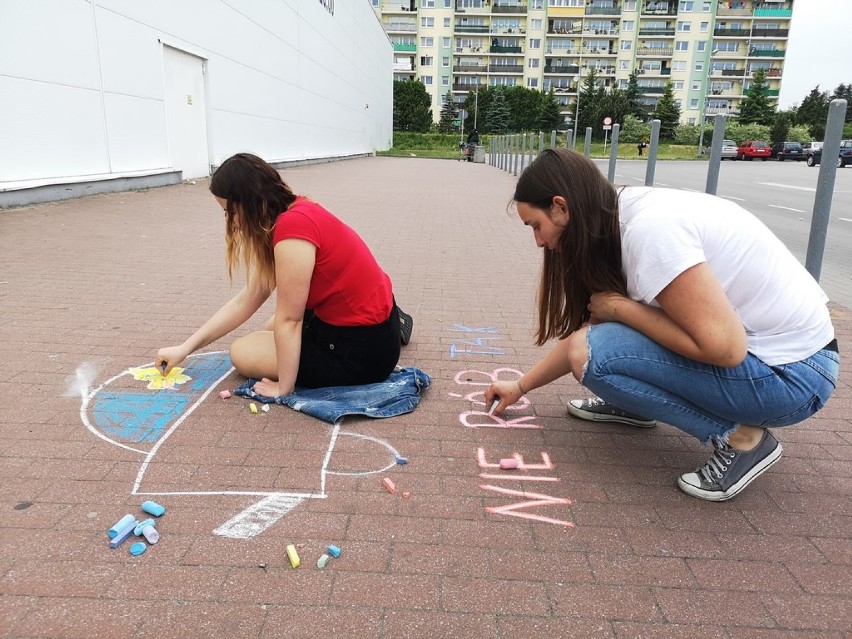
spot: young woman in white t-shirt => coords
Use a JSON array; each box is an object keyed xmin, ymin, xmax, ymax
[{"xmin": 485, "ymin": 148, "xmax": 839, "ymax": 502}]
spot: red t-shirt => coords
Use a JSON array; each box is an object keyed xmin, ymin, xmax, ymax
[{"xmin": 271, "ymin": 197, "xmax": 393, "ymax": 326}]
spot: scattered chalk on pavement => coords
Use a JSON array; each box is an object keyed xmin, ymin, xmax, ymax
[
  {"xmin": 219, "ymin": 390, "xmax": 232, "ymax": 399},
  {"xmin": 317, "ymin": 554, "xmax": 330, "ymax": 569},
  {"xmin": 499, "ymin": 458, "xmax": 519, "ymax": 470},
  {"xmin": 249, "ymin": 402, "xmax": 258, "ymax": 414},
  {"xmin": 129, "ymin": 541, "xmax": 147, "ymax": 556},
  {"xmin": 327, "ymin": 545, "xmax": 341, "ymax": 558},
  {"xmin": 286, "ymin": 543, "xmax": 300, "ymax": 568},
  {"xmin": 402, "ymin": 492, "xmax": 411, "ymax": 499},
  {"xmin": 382, "ymin": 477, "xmax": 396, "ymax": 494},
  {"xmin": 396, "ymin": 456, "xmax": 408, "ymax": 465},
  {"xmin": 141, "ymin": 500, "xmax": 166, "ymax": 517}
]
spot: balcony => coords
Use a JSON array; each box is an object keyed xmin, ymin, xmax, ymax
[
  {"xmin": 754, "ymin": 7, "xmax": 792, "ymax": 17},
  {"xmin": 492, "ymin": 2, "xmax": 527, "ymax": 13},
  {"xmin": 546, "ymin": 47, "xmax": 578, "ymax": 55},
  {"xmin": 639, "ymin": 86, "xmax": 666, "ymax": 94},
  {"xmin": 452, "ymin": 83, "xmax": 486, "ymax": 92},
  {"xmin": 490, "ymin": 45, "xmax": 523, "ymax": 53},
  {"xmin": 489, "ymin": 64, "xmax": 524, "ymax": 73},
  {"xmin": 641, "ymin": 3, "xmax": 677, "ymax": 16},
  {"xmin": 714, "ymin": 28, "xmax": 750, "ymax": 37},
  {"xmin": 393, "ymin": 43, "xmax": 417, "ymax": 52},
  {"xmin": 752, "ymin": 28, "xmax": 789, "ymax": 37},
  {"xmin": 384, "ymin": 21, "xmax": 417, "ymax": 33},
  {"xmin": 716, "ymin": 5, "xmax": 751, "ymax": 16},
  {"xmin": 638, "ymin": 67, "xmax": 671, "ymax": 76},
  {"xmin": 453, "ymin": 64, "xmax": 487, "ymax": 73},
  {"xmin": 749, "ymin": 49, "xmax": 785, "ymax": 57},
  {"xmin": 639, "ymin": 27, "xmax": 675, "ymax": 36},
  {"xmin": 637, "ymin": 46, "xmax": 673, "ymax": 56},
  {"xmin": 720, "ymin": 69, "xmax": 746, "ymax": 77},
  {"xmin": 586, "ymin": 3, "xmax": 621, "ymax": 15},
  {"xmin": 584, "ymin": 65, "xmax": 615, "ymax": 75},
  {"xmin": 455, "ymin": 24, "xmax": 490, "ymax": 33},
  {"xmin": 393, "ymin": 61, "xmax": 413, "ymax": 72},
  {"xmin": 544, "ymin": 64, "xmax": 581, "ymax": 74}
]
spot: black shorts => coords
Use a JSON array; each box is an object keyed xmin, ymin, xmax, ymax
[{"xmin": 296, "ymin": 304, "xmax": 401, "ymax": 388}]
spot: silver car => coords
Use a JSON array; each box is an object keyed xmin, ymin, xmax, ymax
[{"xmin": 721, "ymin": 139, "xmax": 738, "ymax": 160}]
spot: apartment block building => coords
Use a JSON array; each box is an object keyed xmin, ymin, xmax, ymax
[{"xmin": 372, "ymin": 0, "xmax": 792, "ymax": 128}]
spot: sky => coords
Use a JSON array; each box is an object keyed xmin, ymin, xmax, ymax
[{"xmin": 779, "ymin": 0, "xmax": 852, "ymax": 108}]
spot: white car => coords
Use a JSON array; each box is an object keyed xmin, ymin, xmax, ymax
[{"xmin": 721, "ymin": 139, "xmax": 738, "ymax": 160}]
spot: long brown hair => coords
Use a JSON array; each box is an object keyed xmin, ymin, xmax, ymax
[
  {"xmin": 209, "ymin": 153, "xmax": 297, "ymax": 292},
  {"xmin": 514, "ymin": 148, "xmax": 627, "ymax": 345}
]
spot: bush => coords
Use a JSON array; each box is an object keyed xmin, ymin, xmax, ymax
[
  {"xmin": 617, "ymin": 115, "xmax": 650, "ymax": 143},
  {"xmin": 674, "ymin": 124, "xmax": 700, "ymax": 146},
  {"xmin": 724, "ymin": 122, "xmax": 771, "ymax": 145}
]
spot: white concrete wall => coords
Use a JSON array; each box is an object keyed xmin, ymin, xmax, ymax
[{"xmin": 0, "ymin": 0, "xmax": 392, "ymax": 184}]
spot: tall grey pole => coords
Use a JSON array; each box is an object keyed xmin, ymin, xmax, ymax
[
  {"xmin": 538, "ymin": 131, "xmax": 545, "ymax": 154},
  {"xmin": 607, "ymin": 123, "xmax": 620, "ymax": 183},
  {"xmin": 584, "ymin": 127, "xmax": 592, "ymax": 157},
  {"xmin": 644, "ymin": 119, "xmax": 660, "ymax": 186},
  {"xmin": 528, "ymin": 131, "xmax": 534, "ymax": 166},
  {"xmin": 805, "ymin": 99, "xmax": 847, "ymax": 281},
  {"xmin": 513, "ymin": 135, "xmax": 519, "ymax": 176},
  {"xmin": 550, "ymin": 130, "xmax": 557, "ymax": 149},
  {"xmin": 521, "ymin": 132, "xmax": 527, "ymax": 172},
  {"xmin": 565, "ymin": 129, "xmax": 572, "ymax": 148},
  {"xmin": 573, "ymin": 77, "xmax": 580, "ymax": 149},
  {"xmin": 704, "ymin": 114, "xmax": 726, "ymax": 195}
]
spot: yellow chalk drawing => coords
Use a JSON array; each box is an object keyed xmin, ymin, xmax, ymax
[{"xmin": 128, "ymin": 366, "xmax": 192, "ymax": 390}]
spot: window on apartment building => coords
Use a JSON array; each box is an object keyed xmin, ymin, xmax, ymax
[
  {"xmin": 700, "ymin": 21, "xmax": 709, "ymax": 32},
  {"xmin": 422, "ymin": 75, "xmax": 433, "ymax": 85},
  {"xmin": 623, "ymin": 20, "xmax": 635, "ymax": 31},
  {"xmin": 531, "ymin": 19, "xmax": 542, "ymax": 30},
  {"xmin": 694, "ymin": 61, "xmax": 704, "ymax": 71},
  {"xmin": 421, "ymin": 37, "xmax": 434, "ymax": 46},
  {"xmin": 421, "ymin": 0, "xmax": 435, "ymax": 7},
  {"xmin": 688, "ymin": 117, "xmax": 696, "ymax": 124},
  {"xmin": 444, "ymin": 17, "xmax": 450, "ymax": 27},
  {"xmin": 692, "ymin": 81, "xmax": 701, "ymax": 90},
  {"xmin": 442, "ymin": 56, "xmax": 450, "ymax": 67},
  {"xmin": 702, "ymin": 1, "xmax": 711, "ymax": 10},
  {"xmin": 674, "ymin": 81, "xmax": 684, "ymax": 90},
  {"xmin": 528, "ymin": 78, "xmax": 539, "ymax": 88},
  {"xmin": 620, "ymin": 40, "xmax": 632, "ymax": 50},
  {"xmin": 716, "ymin": 41, "xmax": 738, "ymax": 52},
  {"xmin": 678, "ymin": 1, "xmax": 694, "ymax": 10},
  {"xmin": 528, "ymin": 58, "xmax": 540, "ymax": 68},
  {"xmin": 529, "ymin": 38, "xmax": 541, "ymax": 49},
  {"xmin": 422, "ymin": 17, "xmax": 434, "ymax": 27},
  {"xmin": 549, "ymin": 0, "xmax": 583, "ymax": 7},
  {"xmin": 697, "ymin": 41, "xmax": 707, "ymax": 51},
  {"xmin": 531, "ymin": 0, "xmax": 544, "ymax": 9},
  {"xmin": 690, "ymin": 98, "xmax": 699, "ymax": 109},
  {"xmin": 619, "ymin": 60, "xmax": 630, "ymax": 70},
  {"xmin": 624, "ymin": 0, "xmax": 637, "ymax": 10},
  {"xmin": 672, "ymin": 60, "xmax": 686, "ymax": 71},
  {"xmin": 677, "ymin": 21, "xmax": 691, "ymax": 32},
  {"xmin": 421, "ymin": 56, "xmax": 433, "ymax": 66},
  {"xmin": 675, "ymin": 41, "xmax": 689, "ymax": 51},
  {"xmin": 444, "ymin": 0, "xmax": 452, "ymax": 6},
  {"xmin": 442, "ymin": 76, "xmax": 449, "ymax": 86},
  {"xmin": 443, "ymin": 37, "xmax": 451, "ymax": 48},
  {"xmin": 371, "ymin": 0, "xmax": 379, "ymax": 6}
]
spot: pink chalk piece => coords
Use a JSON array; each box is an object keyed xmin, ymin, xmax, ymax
[
  {"xmin": 296, "ymin": 543, "xmax": 306, "ymax": 549},
  {"xmin": 402, "ymin": 491, "xmax": 411, "ymax": 499},
  {"xmin": 382, "ymin": 477, "xmax": 396, "ymax": 494},
  {"xmin": 499, "ymin": 458, "xmax": 519, "ymax": 470},
  {"xmin": 219, "ymin": 390, "xmax": 232, "ymax": 399}
]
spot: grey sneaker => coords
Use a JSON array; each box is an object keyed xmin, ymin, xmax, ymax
[
  {"xmin": 677, "ymin": 429, "xmax": 783, "ymax": 502},
  {"xmin": 567, "ymin": 397, "xmax": 656, "ymax": 428}
]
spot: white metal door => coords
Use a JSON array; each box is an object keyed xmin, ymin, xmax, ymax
[{"xmin": 162, "ymin": 46, "xmax": 209, "ymax": 179}]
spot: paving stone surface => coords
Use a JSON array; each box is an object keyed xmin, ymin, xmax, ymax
[{"xmin": 1, "ymin": 156, "xmax": 850, "ymax": 638}]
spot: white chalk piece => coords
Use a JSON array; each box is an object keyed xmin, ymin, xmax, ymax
[
  {"xmin": 487, "ymin": 399, "xmax": 500, "ymax": 416},
  {"xmin": 261, "ymin": 404, "xmax": 270, "ymax": 413},
  {"xmin": 142, "ymin": 526, "xmax": 160, "ymax": 544},
  {"xmin": 317, "ymin": 554, "xmax": 330, "ymax": 569}
]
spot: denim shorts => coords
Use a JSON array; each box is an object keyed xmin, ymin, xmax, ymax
[{"xmin": 582, "ymin": 322, "xmax": 840, "ymax": 443}]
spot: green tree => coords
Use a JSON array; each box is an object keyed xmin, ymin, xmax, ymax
[
  {"xmin": 485, "ymin": 86, "xmax": 510, "ymax": 134},
  {"xmin": 769, "ymin": 112, "xmax": 790, "ymax": 146},
  {"xmin": 599, "ymin": 87, "xmax": 630, "ymax": 130},
  {"xmin": 653, "ymin": 81, "xmax": 681, "ymax": 139},
  {"xmin": 504, "ymin": 85, "xmax": 541, "ymax": 131},
  {"xmin": 796, "ymin": 86, "xmax": 829, "ymax": 140},
  {"xmin": 624, "ymin": 71, "xmax": 645, "ymax": 119},
  {"xmin": 462, "ymin": 86, "xmax": 492, "ymax": 133},
  {"xmin": 831, "ymin": 83, "xmax": 852, "ymax": 122},
  {"xmin": 574, "ymin": 69, "xmax": 602, "ymax": 136},
  {"xmin": 393, "ymin": 79, "xmax": 433, "ymax": 132},
  {"xmin": 738, "ymin": 69, "xmax": 775, "ymax": 126},
  {"xmin": 538, "ymin": 88, "xmax": 564, "ymax": 131},
  {"xmin": 618, "ymin": 114, "xmax": 651, "ymax": 143},
  {"xmin": 437, "ymin": 91, "xmax": 458, "ymax": 134}
]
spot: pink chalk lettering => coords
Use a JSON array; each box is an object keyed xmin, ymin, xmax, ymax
[
  {"xmin": 451, "ymin": 324, "xmax": 499, "ymax": 334},
  {"xmin": 476, "ymin": 448, "xmax": 553, "ymax": 470},
  {"xmin": 460, "ymin": 411, "xmax": 542, "ymax": 429},
  {"xmin": 479, "ymin": 473, "xmax": 560, "ymax": 482},
  {"xmin": 480, "ymin": 484, "xmax": 575, "ymax": 527}
]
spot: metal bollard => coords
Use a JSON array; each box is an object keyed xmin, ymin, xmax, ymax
[
  {"xmin": 584, "ymin": 127, "xmax": 592, "ymax": 157},
  {"xmin": 550, "ymin": 130, "xmax": 557, "ymax": 149},
  {"xmin": 644, "ymin": 119, "xmax": 661, "ymax": 186},
  {"xmin": 705, "ymin": 114, "xmax": 726, "ymax": 195},
  {"xmin": 607, "ymin": 123, "xmax": 620, "ymax": 183}
]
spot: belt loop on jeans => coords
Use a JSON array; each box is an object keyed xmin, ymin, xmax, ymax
[{"xmin": 824, "ymin": 338, "xmax": 838, "ymax": 353}]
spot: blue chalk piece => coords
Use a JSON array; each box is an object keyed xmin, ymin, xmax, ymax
[
  {"xmin": 108, "ymin": 513, "xmax": 136, "ymax": 539},
  {"xmin": 396, "ymin": 456, "xmax": 408, "ymax": 465},
  {"xmin": 134, "ymin": 518, "xmax": 156, "ymax": 536},
  {"xmin": 140, "ymin": 500, "xmax": 166, "ymax": 517},
  {"xmin": 109, "ymin": 520, "xmax": 138, "ymax": 548},
  {"xmin": 129, "ymin": 541, "xmax": 147, "ymax": 556},
  {"xmin": 327, "ymin": 545, "xmax": 341, "ymax": 558}
]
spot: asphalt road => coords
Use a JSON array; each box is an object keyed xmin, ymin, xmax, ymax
[{"xmin": 597, "ymin": 158, "xmax": 852, "ymax": 309}]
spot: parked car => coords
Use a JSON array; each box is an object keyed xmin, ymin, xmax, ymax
[
  {"xmin": 736, "ymin": 140, "xmax": 771, "ymax": 161},
  {"xmin": 801, "ymin": 141, "xmax": 823, "ymax": 157},
  {"xmin": 806, "ymin": 140, "xmax": 852, "ymax": 168},
  {"xmin": 721, "ymin": 139, "xmax": 738, "ymax": 160},
  {"xmin": 770, "ymin": 141, "xmax": 805, "ymax": 161}
]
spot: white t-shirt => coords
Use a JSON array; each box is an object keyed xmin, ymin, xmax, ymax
[{"xmin": 618, "ymin": 187, "xmax": 833, "ymax": 366}]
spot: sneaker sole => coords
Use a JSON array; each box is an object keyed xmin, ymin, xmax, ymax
[
  {"xmin": 677, "ymin": 443, "xmax": 783, "ymax": 502},
  {"xmin": 566, "ymin": 402, "xmax": 657, "ymax": 428}
]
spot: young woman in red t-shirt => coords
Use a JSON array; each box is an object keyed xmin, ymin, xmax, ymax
[{"xmin": 156, "ymin": 153, "xmax": 404, "ymax": 396}]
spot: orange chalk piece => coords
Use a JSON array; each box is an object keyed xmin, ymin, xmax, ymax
[
  {"xmin": 382, "ymin": 477, "xmax": 396, "ymax": 494},
  {"xmin": 219, "ymin": 390, "xmax": 231, "ymax": 399},
  {"xmin": 499, "ymin": 458, "xmax": 519, "ymax": 470},
  {"xmin": 286, "ymin": 543, "xmax": 300, "ymax": 568}
]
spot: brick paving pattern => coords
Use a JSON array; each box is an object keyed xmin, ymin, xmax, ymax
[{"xmin": 1, "ymin": 157, "xmax": 850, "ymax": 638}]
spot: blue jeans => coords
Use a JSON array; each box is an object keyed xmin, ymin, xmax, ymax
[{"xmin": 582, "ymin": 323, "xmax": 840, "ymax": 444}]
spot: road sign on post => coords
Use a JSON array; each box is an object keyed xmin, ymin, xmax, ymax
[{"xmin": 602, "ymin": 116, "xmax": 612, "ymax": 131}]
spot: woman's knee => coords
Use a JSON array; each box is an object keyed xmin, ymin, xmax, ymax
[
  {"xmin": 229, "ymin": 332, "xmax": 275, "ymax": 378},
  {"xmin": 565, "ymin": 327, "xmax": 589, "ymax": 382}
]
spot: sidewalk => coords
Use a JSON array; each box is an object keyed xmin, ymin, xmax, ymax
[{"xmin": 1, "ymin": 156, "xmax": 850, "ymax": 638}]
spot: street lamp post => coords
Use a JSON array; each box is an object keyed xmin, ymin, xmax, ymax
[
  {"xmin": 697, "ymin": 48, "xmax": 719, "ymax": 157},
  {"xmin": 474, "ymin": 76, "xmax": 479, "ymax": 130},
  {"xmin": 573, "ymin": 76, "xmax": 581, "ymax": 148}
]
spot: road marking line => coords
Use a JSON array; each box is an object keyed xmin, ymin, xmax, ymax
[
  {"xmin": 758, "ymin": 182, "xmax": 816, "ymax": 192},
  {"xmin": 721, "ymin": 196, "xmax": 746, "ymax": 201},
  {"xmin": 768, "ymin": 205, "xmax": 806, "ymax": 213},
  {"xmin": 839, "ymin": 217, "xmax": 852, "ymax": 223}
]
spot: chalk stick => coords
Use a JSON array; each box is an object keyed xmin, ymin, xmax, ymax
[
  {"xmin": 499, "ymin": 458, "xmax": 519, "ymax": 470},
  {"xmin": 249, "ymin": 402, "xmax": 258, "ymax": 414},
  {"xmin": 402, "ymin": 491, "xmax": 411, "ymax": 499},
  {"xmin": 261, "ymin": 404, "xmax": 270, "ymax": 413},
  {"xmin": 286, "ymin": 543, "xmax": 300, "ymax": 568},
  {"xmin": 134, "ymin": 518, "xmax": 156, "ymax": 536},
  {"xmin": 129, "ymin": 541, "xmax": 147, "ymax": 556},
  {"xmin": 382, "ymin": 477, "xmax": 396, "ymax": 494},
  {"xmin": 108, "ymin": 514, "xmax": 136, "ymax": 539},
  {"xmin": 219, "ymin": 389, "xmax": 231, "ymax": 399},
  {"xmin": 487, "ymin": 398, "xmax": 500, "ymax": 416},
  {"xmin": 109, "ymin": 520, "xmax": 138, "ymax": 548},
  {"xmin": 140, "ymin": 500, "xmax": 166, "ymax": 517},
  {"xmin": 317, "ymin": 554, "xmax": 330, "ymax": 569},
  {"xmin": 142, "ymin": 525, "xmax": 160, "ymax": 544},
  {"xmin": 327, "ymin": 545, "xmax": 341, "ymax": 558},
  {"xmin": 396, "ymin": 456, "xmax": 408, "ymax": 465}
]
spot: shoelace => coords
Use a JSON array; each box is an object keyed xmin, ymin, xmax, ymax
[
  {"xmin": 698, "ymin": 441, "xmax": 736, "ymax": 484},
  {"xmin": 586, "ymin": 397, "xmax": 607, "ymax": 408}
]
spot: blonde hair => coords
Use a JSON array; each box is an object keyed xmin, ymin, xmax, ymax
[{"xmin": 209, "ymin": 153, "xmax": 297, "ymax": 292}]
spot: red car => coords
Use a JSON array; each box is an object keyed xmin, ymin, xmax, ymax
[{"xmin": 736, "ymin": 140, "xmax": 771, "ymax": 161}]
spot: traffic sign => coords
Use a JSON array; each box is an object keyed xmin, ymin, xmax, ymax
[{"xmin": 603, "ymin": 116, "xmax": 612, "ymax": 125}]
